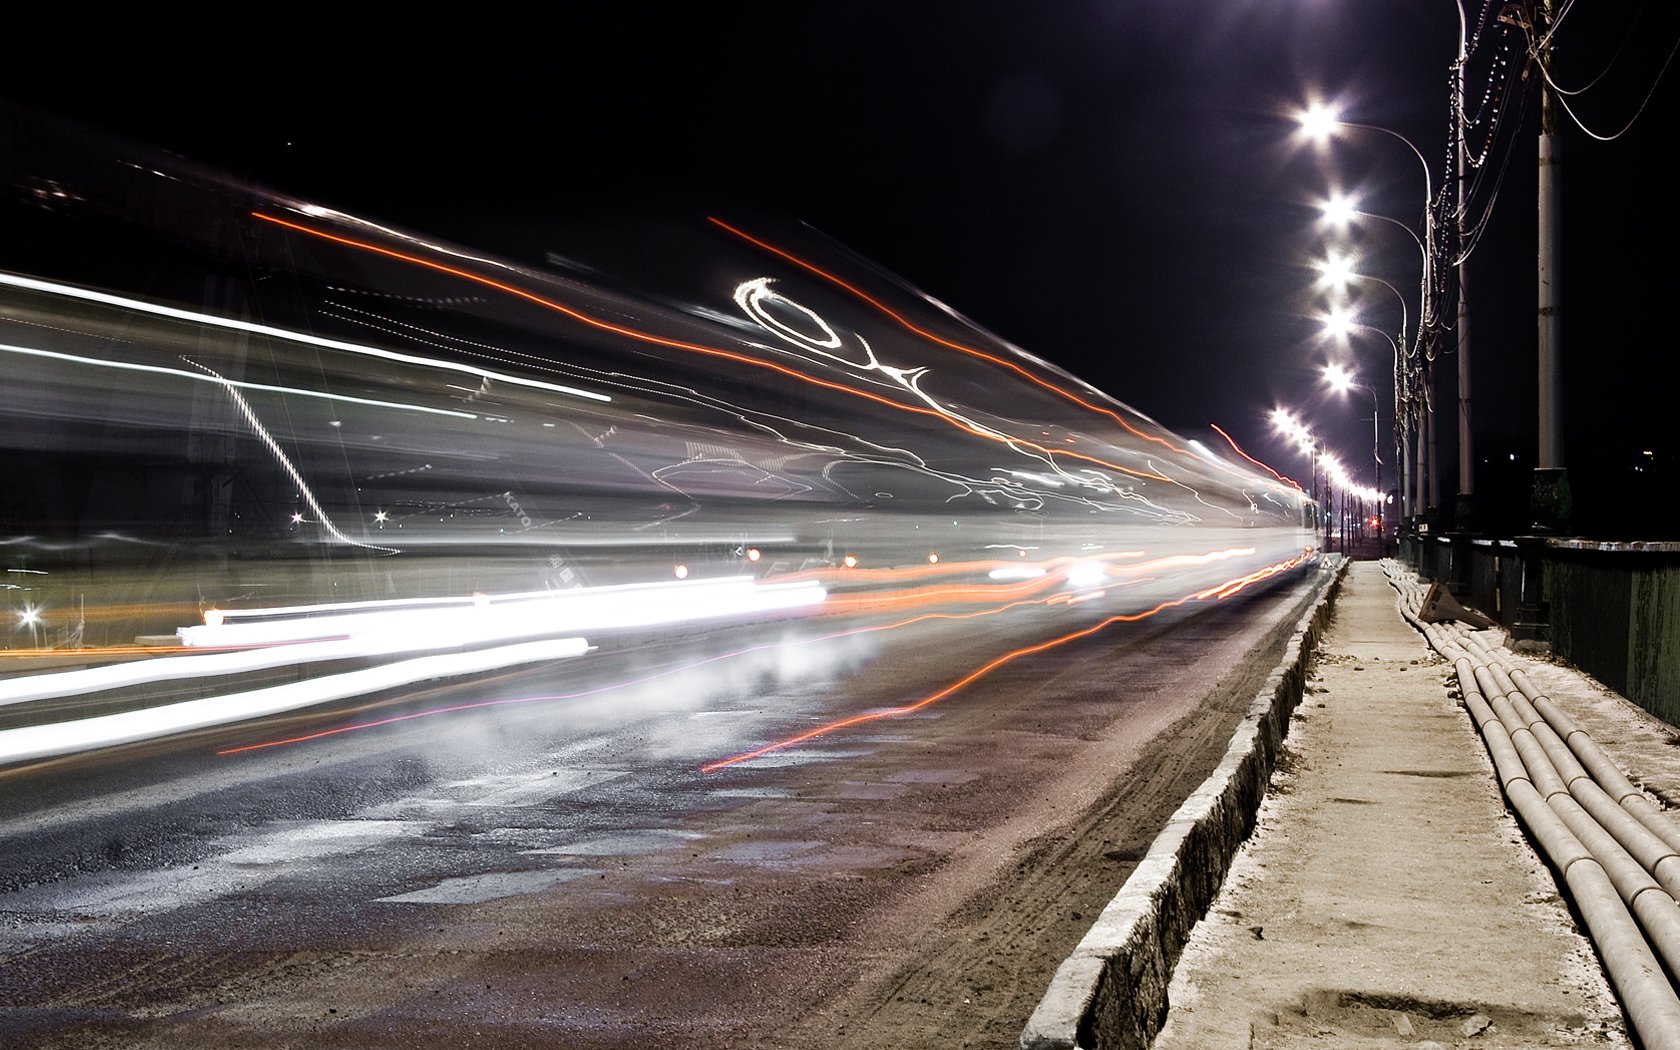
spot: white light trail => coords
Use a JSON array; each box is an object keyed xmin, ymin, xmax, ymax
[
  {"xmin": 0, "ymin": 637, "xmax": 592, "ymax": 766},
  {"xmin": 0, "ymin": 341, "xmax": 478, "ymax": 420},
  {"xmin": 0, "ymin": 272, "xmax": 612, "ymax": 404},
  {"xmin": 178, "ymin": 576, "xmax": 826, "ymax": 648}
]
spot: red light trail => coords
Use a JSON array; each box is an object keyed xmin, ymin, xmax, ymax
[
  {"xmin": 707, "ymin": 216, "xmax": 1187, "ymax": 455},
  {"xmin": 699, "ymin": 554, "xmax": 1306, "ymax": 773},
  {"xmin": 250, "ymin": 212, "xmax": 1172, "ymax": 483},
  {"xmin": 1210, "ymin": 423, "xmax": 1303, "ymax": 492}
]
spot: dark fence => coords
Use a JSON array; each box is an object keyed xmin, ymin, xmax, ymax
[{"xmin": 1402, "ymin": 533, "xmax": 1680, "ymax": 728}]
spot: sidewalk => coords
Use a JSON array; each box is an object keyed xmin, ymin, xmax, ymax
[{"xmin": 1148, "ymin": 558, "xmax": 1680, "ymax": 1048}]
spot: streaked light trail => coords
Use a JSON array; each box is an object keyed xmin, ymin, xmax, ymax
[{"xmin": 699, "ymin": 554, "xmax": 1307, "ymax": 773}]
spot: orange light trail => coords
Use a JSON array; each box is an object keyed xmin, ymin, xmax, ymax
[
  {"xmin": 699, "ymin": 553, "xmax": 1307, "ymax": 773},
  {"xmin": 707, "ymin": 216, "xmax": 1186, "ymax": 454},
  {"xmin": 250, "ymin": 213, "xmax": 1170, "ymax": 483},
  {"xmin": 820, "ymin": 575, "xmax": 1061, "ymax": 616},
  {"xmin": 1210, "ymin": 423, "xmax": 1302, "ymax": 492},
  {"xmin": 0, "ymin": 642, "xmax": 269, "ymax": 660},
  {"xmin": 774, "ymin": 551, "xmax": 1151, "ymax": 592},
  {"xmin": 778, "ymin": 557, "xmax": 1044, "ymax": 588}
]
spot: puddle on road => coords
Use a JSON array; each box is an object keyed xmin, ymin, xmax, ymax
[
  {"xmin": 525, "ymin": 829, "xmax": 704, "ymax": 857},
  {"xmin": 707, "ymin": 786, "xmax": 794, "ymax": 799},
  {"xmin": 713, "ymin": 748, "xmax": 868, "ymax": 768},
  {"xmin": 222, "ymin": 820, "xmax": 416, "ymax": 866},
  {"xmin": 376, "ymin": 867, "xmax": 592, "ymax": 904},
  {"xmin": 0, "ymin": 818, "xmax": 426, "ymax": 938},
  {"xmin": 450, "ymin": 770, "xmax": 626, "ymax": 807}
]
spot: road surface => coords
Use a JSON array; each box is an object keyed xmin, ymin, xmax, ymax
[{"xmin": 0, "ymin": 563, "xmax": 1325, "ymax": 1049}]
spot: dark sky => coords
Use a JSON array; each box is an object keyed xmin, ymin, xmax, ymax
[{"xmin": 4, "ymin": 2, "xmax": 1676, "ymax": 527}]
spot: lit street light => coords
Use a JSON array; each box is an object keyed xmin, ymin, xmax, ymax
[
  {"xmin": 1322, "ymin": 312, "xmax": 1414, "ymax": 526},
  {"xmin": 1324, "ymin": 362, "xmax": 1384, "ymax": 550},
  {"xmin": 1296, "ymin": 97, "xmax": 1459, "ymax": 541}
]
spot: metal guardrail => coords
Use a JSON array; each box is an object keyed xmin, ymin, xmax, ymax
[{"xmin": 1395, "ymin": 532, "xmax": 1680, "ymax": 730}]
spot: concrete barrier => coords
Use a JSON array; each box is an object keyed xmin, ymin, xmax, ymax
[{"xmin": 1020, "ymin": 556, "xmax": 1346, "ymax": 1049}]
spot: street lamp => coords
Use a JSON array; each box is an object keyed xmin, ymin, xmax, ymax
[
  {"xmin": 1314, "ymin": 194, "xmax": 1424, "ymax": 346},
  {"xmin": 1311, "ymin": 198, "xmax": 1426, "ymax": 539},
  {"xmin": 1322, "ymin": 308, "xmax": 1411, "ymax": 525},
  {"xmin": 1323, "ymin": 362, "xmax": 1383, "ymax": 551},
  {"xmin": 1312, "ymin": 250, "xmax": 1410, "ymax": 362},
  {"xmin": 1271, "ymin": 408, "xmax": 1328, "ymax": 552},
  {"xmin": 1297, "ymin": 102, "xmax": 1435, "ymax": 219},
  {"xmin": 1297, "ymin": 100, "xmax": 1454, "ymax": 537}
]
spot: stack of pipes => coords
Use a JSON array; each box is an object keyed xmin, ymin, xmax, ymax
[{"xmin": 1383, "ymin": 562, "xmax": 1680, "ymax": 1050}]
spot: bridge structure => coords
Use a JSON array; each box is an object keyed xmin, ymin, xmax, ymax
[{"xmin": 4, "ymin": 101, "xmax": 1678, "ymax": 1050}]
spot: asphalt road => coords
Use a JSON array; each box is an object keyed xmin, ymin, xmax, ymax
[{"xmin": 0, "ymin": 562, "xmax": 1325, "ymax": 1050}]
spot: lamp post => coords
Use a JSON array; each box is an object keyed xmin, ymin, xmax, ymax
[
  {"xmin": 1322, "ymin": 310, "xmax": 1405, "ymax": 532},
  {"xmin": 1450, "ymin": 0, "xmax": 1475, "ymax": 529},
  {"xmin": 1299, "ymin": 102, "xmax": 1446, "ymax": 546},
  {"xmin": 1311, "ymin": 205, "xmax": 1423, "ymax": 544},
  {"xmin": 1297, "ymin": 104, "xmax": 1435, "ymax": 262},
  {"xmin": 1531, "ymin": 0, "xmax": 1568, "ymax": 531},
  {"xmin": 1272, "ymin": 408, "xmax": 1317, "ymax": 547},
  {"xmin": 1323, "ymin": 362, "xmax": 1382, "ymax": 550}
]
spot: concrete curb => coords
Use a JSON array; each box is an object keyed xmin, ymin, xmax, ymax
[{"xmin": 1019, "ymin": 555, "xmax": 1347, "ymax": 1050}]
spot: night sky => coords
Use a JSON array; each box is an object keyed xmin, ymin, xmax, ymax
[{"xmin": 4, "ymin": 2, "xmax": 1676, "ymax": 534}]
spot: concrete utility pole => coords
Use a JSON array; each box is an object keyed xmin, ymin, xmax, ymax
[
  {"xmin": 1414, "ymin": 370, "xmax": 1427, "ymax": 531},
  {"xmin": 1453, "ymin": 2, "xmax": 1475, "ymax": 529},
  {"xmin": 1426, "ymin": 362, "xmax": 1439, "ymax": 516},
  {"xmin": 1532, "ymin": 0, "xmax": 1569, "ymax": 531}
]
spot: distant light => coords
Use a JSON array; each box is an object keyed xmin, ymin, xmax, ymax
[
  {"xmin": 989, "ymin": 566, "xmax": 1046, "ymax": 581},
  {"xmin": 204, "ymin": 609, "xmax": 225, "ymax": 627},
  {"xmin": 746, "ymin": 547, "xmax": 762, "ymax": 563},
  {"xmin": 842, "ymin": 554, "xmax": 858, "ymax": 568},
  {"xmin": 373, "ymin": 510, "xmax": 389, "ymax": 524},
  {"xmin": 927, "ymin": 552, "xmax": 940, "ymax": 564},
  {"xmin": 674, "ymin": 564, "xmax": 689, "ymax": 579},
  {"xmin": 1066, "ymin": 562, "xmax": 1107, "ymax": 589},
  {"xmin": 18, "ymin": 606, "xmax": 41, "ymax": 628}
]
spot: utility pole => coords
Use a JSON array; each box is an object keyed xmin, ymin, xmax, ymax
[
  {"xmin": 1532, "ymin": 0, "xmax": 1569, "ymax": 531},
  {"xmin": 1453, "ymin": 2, "xmax": 1475, "ymax": 530}
]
